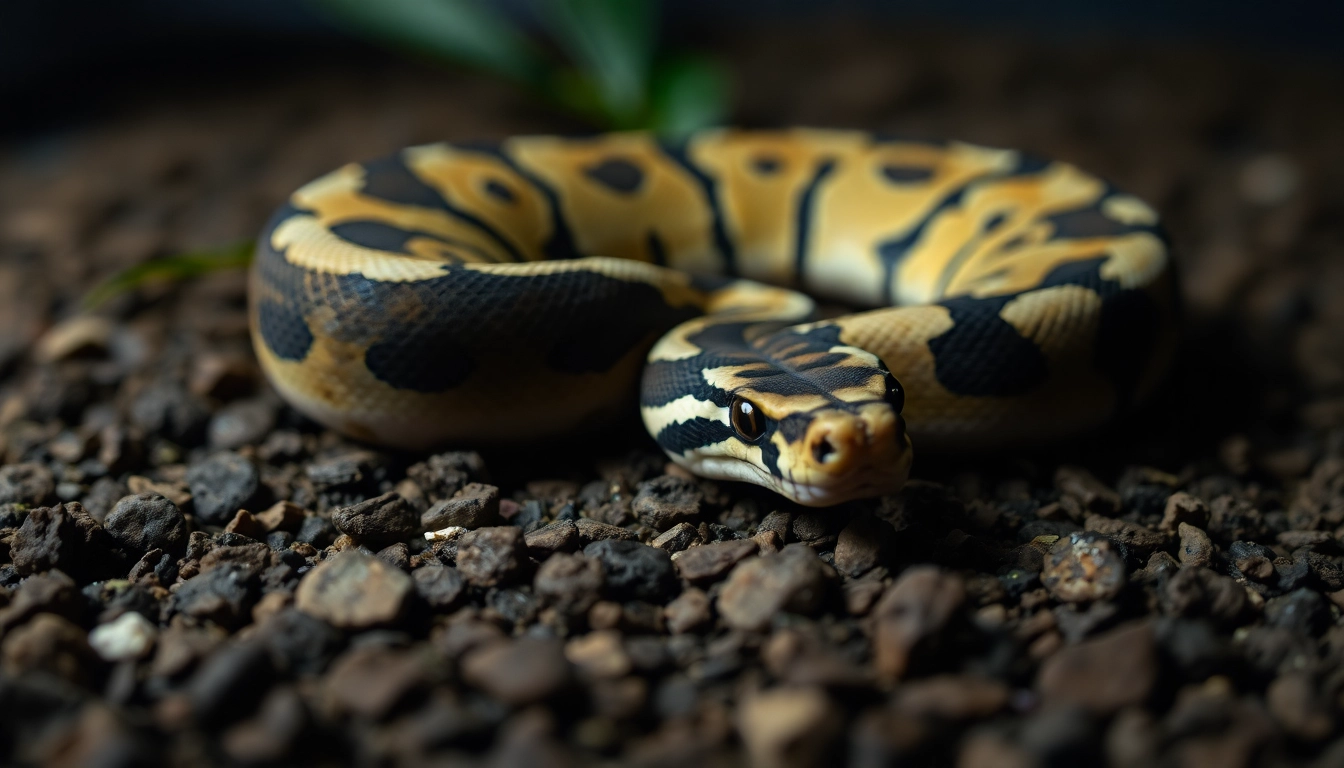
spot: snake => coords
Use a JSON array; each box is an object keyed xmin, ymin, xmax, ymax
[{"xmin": 248, "ymin": 129, "xmax": 1177, "ymax": 507}]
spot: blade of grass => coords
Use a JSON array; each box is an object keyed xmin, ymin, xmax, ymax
[
  {"xmin": 310, "ymin": 0, "xmax": 551, "ymax": 88},
  {"xmin": 538, "ymin": 0, "xmax": 658, "ymax": 128},
  {"xmin": 82, "ymin": 241, "xmax": 255, "ymax": 311}
]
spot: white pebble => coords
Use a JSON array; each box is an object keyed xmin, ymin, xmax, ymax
[
  {"xmin": 424, "ymin": 525, "xmax": 468, "ymax": 542},
  {"xmin": 88, "ymin": 611, "xmax": 158, "ymax": 662}
]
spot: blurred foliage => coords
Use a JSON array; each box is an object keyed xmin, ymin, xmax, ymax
[
  {"xmin": 82, "ymin": 241, "xmax": 253, "ymax": 310},
  {"xmin": 311, "ymin": 0, "xmax": 729, "ymax": 134},
  {"xmin": 87, "ymin": 0, "xmax": 728, "ymax": 311}
]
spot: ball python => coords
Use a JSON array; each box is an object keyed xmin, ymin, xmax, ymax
[{"xmin": 249, "ymin": 129, "xmax": 1177, "ymax": 506}]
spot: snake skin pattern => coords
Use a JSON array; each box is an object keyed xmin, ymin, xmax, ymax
[{"xmin": 249, "ymin": 129, "xmax": 1177, "ymax": 506}]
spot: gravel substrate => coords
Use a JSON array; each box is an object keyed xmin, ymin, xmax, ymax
[{"xmin": 2, "ymin": 22, "xmax": 1344, "ymax": 767}]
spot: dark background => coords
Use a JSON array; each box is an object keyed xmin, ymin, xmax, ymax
[{"xmin": 4, "ymin": 0, "xmax": 1342, "ymax": 137}]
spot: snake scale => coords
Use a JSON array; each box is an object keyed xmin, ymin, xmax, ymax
[{"xmin": 248, "ymin": 129, "xmax": 1177, "ymax": 506}]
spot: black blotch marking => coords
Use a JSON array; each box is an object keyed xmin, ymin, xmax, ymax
[
  {"xmin": 928, "ymin": 295, "xmax": 1048, "ymax": 397},
  {"xmin": 655, "ymin": 417, "xmax": 737, "ymax": 455},
  {"xmin": 794, "ymin": 159, "xmax": 837, "ymax": 283},
  {"xmin": 1045, "ymin": 206, "xmax": 1146, "ymax": 239},
  {"xmin": 1038, "ymin": 257, "xmax": 1161, "ymax": 409},
  {"xmin": 584, "ymin": 157, "xmax": 645, "ymax": 194},
  {"xmin": 876, "ymin": 184, "xmax": 972, "ymax": 303},
  {"xmin": 359, "ymin": 152, "xmax": 526, "ymax": 262},
  {"xmin": 1010, "ymin": 153, "xmax": 1053, "ymax": 176},
  {"xmin": 365, "ymin": 336, "xmax": 473, "ymax": 391},
  {"xmin": 870, "ymin": 132, "xmax": 948, "ymax": 148},
  {"xmin": 983, "ymin": 212, "xmax": 1008, "ymax": 233},
  {"xmin": 454, "ymin": 143, "xmax": 582, "ymax": 262},
  {"xmin": 258, "ymin": 239, "xmax": 702, "ymax": 393},
  {"xmin": 329, "ymin": 221, "xmax": 447, "ymax": 255},
  {"xmin": 647, "ymin": 231, "xmax": 668, "ymax": 266},
  {"xmin": 880, "ymin": 164, "xmax": 934, "ymax": 183},
  {"xmin": 752, "ymin": 155, "xmax": 783, "ymax": 175},
  {"xmin": 662, "ymin": 142, "xmax": 738, "ymax": 276},
  {"xmin": 776, "ymin": 415, "xmax": 811, "ymax": 444},
  {"xmin": 484, "ymin": 178, "xmax": 517, "ymax": 204},
  {"xmin": 257, "ymin": 299, "xmax": 313, "ymax": 362}
]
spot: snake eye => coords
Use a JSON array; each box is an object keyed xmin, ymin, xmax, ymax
[
  {"xmin": 730, "ymin": 395, "xmax": 767, "ymax": 442},
  {"xmin": 884, "ymin": 374, "xmax": 905, "ymax": 414}
]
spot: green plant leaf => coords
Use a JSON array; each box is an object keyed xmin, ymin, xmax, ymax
[
  {"xmin": 648, "ymin": 54, "xmax": 730, "ymax": 137},
  {"xmin": 82, "ymin": 241, "xmax": 255, "ymax": 311},
  {"xmin": 310, "ymin": 0, "xmax": 550, "ymax": 88},
  {"xmin": 538, "ymin": 0, "xmax": 658, "ymax": 128}
]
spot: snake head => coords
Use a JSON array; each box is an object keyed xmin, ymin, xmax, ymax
[{"xmin": 643, "ymin": 323, "xmax": 913, "ymax": 507}]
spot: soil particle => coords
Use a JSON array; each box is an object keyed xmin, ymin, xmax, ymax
[
  {"xmin": 170, "ymin": 563, "xmax": 258, "ymax": 629},
  {"xmin": 1041, "ymin": 532, "xmax": 1127, "ymax": 603},
  {"xmin": 1055, "ymin": 466, "xmax": 1121, "ymax": 515},
  {"xmin": 1263, "ymin": 588, "xmax": 1329, "ymax": 633},
  {"xmin": 220, "ymin": 686, "xmax": 308, "ymax": 763},
  {"xmin": 574, "ymin": 517, "xmax": 638, "ymax": 544},
  {"xmin": 186, "ymin": 640, "xmax": 275, "ymax": 729},
  {"xmin": 0, "ymin": 463, "xmax": 56, "ymax": 506},
  {"xmin": 871, "ymin": 565, "xmax": 965, "ymax": 681},
  {"xmin": 11, "ymin": 501, "xmax": 129, "ymax": 582},
  {"xmin": 1160, "ymin": 492, "xmax": 1211, "ymax": 532},
  {"xmin": 406, "ymin": 451, "xmax": 487, "ymax": 502},
  {"xmin": 664, "ymin": 588, "xmax": 711, "ymax": 634},
  {"xmin": 1085, "ymin": 514, "xmax": 1169, "ymax": 560},
  {"xmin": 834, "ymin": 513, "xmax": 896, "ymax": 577},
  {"xmin": 524, "ymin": 519, "xmax": 580, "ymax": 556},
  {"xmin": 253, "ymin": 500, "xmax": 304, "ymax": 534},
  {"xmin": 421, "ymin": 482, "xmax": 501, "ymax": 531},
  {"xmin": 323, "ymin": 645, "xmax": 431, "ymax": 720},
  {"xmin": 890, "ymin": 675, "xmax": 1010, "ymax": 720},
  {"xmin": 1160, "ymin": 566, "xmax": 1251, "ymax": 627},
  {"xmin": 1266, "ymin": 672, "xmax": 1336, "ymax": 741},
  {"xmin": 331, "ymin": 492, "xmax": 418, "ymax": 549},
  {"xmin": 460, "ymin": 637, "xmax": 572, "ymax": 705},
  {"xmin": 1, "ymin": 613, "xmax": 95, "ymax": 684},
  {"xmin": 456, "ymin": 526, "xmax": 527, "ymax": 587},
  {"xmin": 582, "ymin": 539, "xmax": 678, "ymax": 602},
  {"xmin": 737, "ymin": 686, "xmax": 842, "ymax": 768},
  {"xmin": 534, "ymin": 553, "xmax": 605, "ymax": 614},
  {"xmin": 718, "ymin": 544, "xmax": 829, "ymax": 632},
  {"xmin": 104, "ymin": 492, "xmax": 186, "ymax": 555},
  {"xmin": 652, "ymin": 521, "xmax": 700, "ymax": 552},
  {"xmin": 1036, "ymin": 620, "xmax": 1157, "ymax": 714},
  {"xmin": 0, "ymin": 568, "xmax": 80, "ymax": 632},
  {"xmin": 412, "ymin": 564, "xmax": 465, "ymax": 611},
  {"xmin": 565, "ymin": 630, "xmax": 631, "ymax": 679},
  {"xmin": 672, "ymin": 539, "xmax": 758, "ymax": 584},
  {"xmin": 185, "ymin": 451, "xmax": 260, "ymax": 526},
  {"xmin": 632, "ymin": 475, "xmax": 703, "ymax": 530},
  {"xmin": 294, "ymin": 550, "xmax": 412, "ymax": 629},
  {"xmin": 1177, "ymin": 522, "xmax": 1216, "ymax": 567}
]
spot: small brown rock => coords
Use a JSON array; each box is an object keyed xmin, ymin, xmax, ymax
[
  {"xmin": 294, "ymin": 550, "xmax": 412, "ymax": 629},
  {"xmin": 1036, "ymin": 620, "xmax": 1156, "ymax": 714},
  {"xmin": 461, "ymin": 637, "xmax": 571, "ymax": 705},
  {"xmin": 331, "ymin": 492, "xmax": 418, "ymax": 549},
  {"xmin": 1177, "ymin": 523, "xmax": 1214, "ymax": 568},
  {"xmin": 1085, "ymin": 515, "xmax": 1168, "ymax": 559},
  {"xmin": 456, "ymin": 526, "xmax": 526, "ymax": 587},
  {"xmin": 834, "ymin": 514, "xmax": 896, "ymax": 577},
  {"xmin": 323, "ymin": 645, "xmax": 429, "ymax": 720},
  {"xmin": 565, "ymin": 630, "xmax": 631, "ymax": 679},
  {"xmin": 524, "ymin": 519, "xmax": 579, "ymax": 556},
  {"xmin": 224, "ymin": 509, "xmax": 264, "ymax": 540},
  {"xmin": 872, "ymin": 566, "xmax": 966, "ymax": 682},
  {"xmin": 664, "ymin": 588, "xmax": 711, "ymax": 634},
  {"xmin": 891, "ymin": 675, "xmax": 1010, "ymax": 720},
  {"xmin": 632, "ymin": 476, "xmax": 702, "ymax": 531},
  {"xmin": 674, "ymin": 539, "xmax": 758, "ymax": 584},
  {"xmin": 1041, "ymin": 532, "xmax": 1127, "ymax": 603},
  {"xmin": 753, "ymin": 529, "xmax": 784, "ymax": 554},
  {"xmin": 738, "ymin": 686, "xmax": 842, "ymax": 768},
  {"xmin": 1160, "ymin": 566, "xmax": 1250, "ymax": 627},
  {"xmin": 1266, "ymin": 672, "xmax": 1335, "ymax": 741},
  {"xmin": 2, "ymin": 613, "xmax": 95, "ymax": 684},
  {"xmin": 652, "ymin": 522, "xmax": 699, "ymax": 552},
  {"xmin": 420, "ymin": 482, "xmax": 501, "ymax": 531},
  {"xmin": 1235, "ymin": 555, "xmax": 1275, "ymax": 581},
  {"xmin": 574, "ymin": 517, "xmax": 638, "ymax": 544},
  {"xmin": 253, "ymin": 501, "xmax": 304, "ymax": 534},
  {"xmin": 1160, "ymin": 492, "xmax": 1209, "ymax": 532},
  {"xmin": 1055, "ymin": 466, "xmax": 1121, "ymax": 515},
  {"xmin": 534, "ymin": 553, "xmax": 604, "ymax": 614},
  {"xmin": 718, "ymin": 544, "xmax": 828, "ymax": 632}
]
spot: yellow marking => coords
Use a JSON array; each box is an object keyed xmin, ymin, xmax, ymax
[
  {"xmin": 506, "ymin": 134, "xmax": 723, "ymax": 274},
  {"xmin": 1102, "ymin": 194, "xmax": 1159, "ymax": 226},
  {"xmin": 640, "ymin": 394, "xmax": 727, "ymax": 437}
]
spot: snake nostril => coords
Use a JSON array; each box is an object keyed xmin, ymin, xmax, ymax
[{"xmin": 813, "ymin": 436, "xmax": 837, "ymax": 464}]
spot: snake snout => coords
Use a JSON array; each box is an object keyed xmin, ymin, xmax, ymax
[{"xmin": 804, "ymin": 416, "xmax": 867, "ymax": 474}]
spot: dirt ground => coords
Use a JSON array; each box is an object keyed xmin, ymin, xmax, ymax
[{"xmin": 1, "ymin": 20, "xmax": 1343, "ymax": 767}]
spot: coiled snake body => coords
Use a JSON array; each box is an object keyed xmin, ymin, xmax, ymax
[{"xmin": 249, "ymin": 129, "xmax": 1177, "ymax": 506}]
